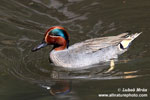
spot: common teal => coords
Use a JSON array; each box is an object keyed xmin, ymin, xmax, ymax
[{"xmin": 32, "ymin": 26, "xmax": 141, "ymax": 68}]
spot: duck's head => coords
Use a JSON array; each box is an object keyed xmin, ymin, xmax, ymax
[{"xmin": 32, "ymin": 26, "xmax": 69, "ymax": 52}]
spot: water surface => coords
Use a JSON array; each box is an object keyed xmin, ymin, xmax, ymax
[{"xmin": 0, "ymin": 0, "xmax": 150, "ymax": 100}]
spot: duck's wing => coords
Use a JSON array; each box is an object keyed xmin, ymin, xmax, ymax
[{"xmin": 68, "ymin": 33, "xmax": 128, "ymax": 54}]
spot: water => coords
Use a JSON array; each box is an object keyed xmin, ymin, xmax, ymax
[{"xmin": 0, "ymin": 0, "xmax": 150, "ymax": 100}]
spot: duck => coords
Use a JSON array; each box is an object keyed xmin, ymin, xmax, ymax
[{"xmin": 32, "ymin": 26, "xmax": 141, "ymax": 68}]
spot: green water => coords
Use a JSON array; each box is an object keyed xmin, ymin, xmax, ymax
[{"xmin": 0, "ymin": 0, "xmax": 150, "ymax": 100}]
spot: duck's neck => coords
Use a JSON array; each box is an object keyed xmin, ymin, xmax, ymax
[
  {"xmin": 53, "ymin": 37, "xmax": 68, "ymax": 51},
  {"xmin": 53, "ymin": 44, "xmax": 67, "ymax": 51}
]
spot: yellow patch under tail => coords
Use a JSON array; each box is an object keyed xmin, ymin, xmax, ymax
[{"xmin": 118, "ymin": 32, "xmax": 142, "ymax": 50}]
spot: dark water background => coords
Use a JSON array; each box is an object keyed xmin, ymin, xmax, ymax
[{"xmin": 0, "ymin": 0, "xmax": 150, "ymax": 100}]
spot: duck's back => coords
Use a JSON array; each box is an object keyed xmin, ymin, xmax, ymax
[{"xmin": 50, "ymin": 33, "xmax": 128, "ymax": 68}]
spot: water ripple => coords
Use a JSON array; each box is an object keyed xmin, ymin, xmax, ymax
[{"xmin": 0, "ymin": 0, "xmax": 149, "ymax": 91}]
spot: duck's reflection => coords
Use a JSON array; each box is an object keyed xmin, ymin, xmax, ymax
[
  {"xmin": 40, "ymin": 61, "xmax": 139, "ymax": 96},
  {"xmin": 49, "ymin": 80, "xmax": 71, "ymax": 95}
]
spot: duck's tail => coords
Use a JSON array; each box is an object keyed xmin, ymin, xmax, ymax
[{"xmin": 118, "ymin": 32, "xmax": 142, "ymax": 50}]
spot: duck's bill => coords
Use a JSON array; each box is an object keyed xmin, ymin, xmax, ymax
[{"xmin": 31, "ymin": 42, "xmax": 48, "ymax": 52}]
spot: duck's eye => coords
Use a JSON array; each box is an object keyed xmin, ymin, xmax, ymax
[
  {"xmin": 48, "ymin": 30, "xmax": 59, "ymax": 36},
  {"xmin": 48, "ymin": 29, "xmax": 67, "ymax": 39},
  {"xmin": 48, "ymin": 31, "xmax": 55, "ymax": 36}
]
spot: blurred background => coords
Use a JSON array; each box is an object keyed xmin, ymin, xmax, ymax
[{"xmin": 0, "ymin": 0, "xmax": 150, "ymax": 100}]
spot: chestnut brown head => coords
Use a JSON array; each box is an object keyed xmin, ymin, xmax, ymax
[{"xmin": 32, "ymin": 26, "xmax": 69, "ymax": 52}]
